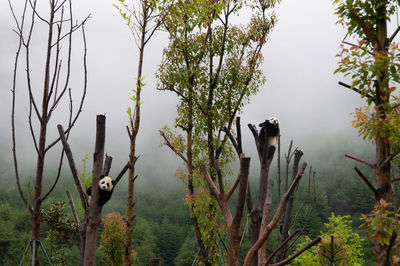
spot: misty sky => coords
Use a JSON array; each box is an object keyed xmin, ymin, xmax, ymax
[{"xmin": 0, "ymin": 0, "xmax": 373, "ymax": 183}]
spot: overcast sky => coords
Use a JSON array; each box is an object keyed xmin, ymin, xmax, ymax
[{"xmin": 0, "ymin": 0, "xmax": 372, "ymax": 183}]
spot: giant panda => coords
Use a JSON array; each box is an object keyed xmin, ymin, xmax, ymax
[
  {"xmin": 259, "ymin": 117, "xmax": 280, "ymax": 161},
  {"xmin": 86, "ymin": 175, "xmax": 115, "ymax": 206}
]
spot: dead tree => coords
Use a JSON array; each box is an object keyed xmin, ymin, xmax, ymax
[
  {"xmin": 213, "ymin": 117, "xmax": 320, "ymax": 266},
  {"xmin": 9, "ymin": 0, "xmax": 89, "ymax": 263},
  {"xmin": 273, "ymin": 149, "xmax": 303, "ymax": 263},
  {"xmin": 58, "ymin": 115, "xmax": 129, "ymax": 266}
]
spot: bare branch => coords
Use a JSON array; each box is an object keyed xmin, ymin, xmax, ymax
[
  {"xmin": 28, "ymin": 98, "xmax": 39, "ymax": 154},
  {"xmin": 160, "ymin": 130, "xmax": 188, "ymax": 163},
  {"xmin": 57, "ymin": 125, "xmax": 88, "ymax": 211},
  {"xmin": 223, "ymin": 127, "xmax": 240, "ymax": 157},
  {"xmin": 236, "ymin": 116, "xmax": 243, "ymax": 154},
  {"xmin": 345, "ymin": 153, "xmax": 375, "ymax": 168},
  {"xmin": 243, "ymin": 163, "xmax": 307, "ymax": 266},
  {"xmin": 103, "ymin": 155, "xmax": 113, "ymax": 176},
  {"xmin": 45, "ymin": 23, "xmax": 88, "ymax": 152},
  {"xmin": 50, "ymin": 14, "xmax": 91, "ymax": 48},
  {"xmin": 379, "ymin": 148, "xmax": 400, "ymax": 168},
  {"xmin": 10, "ymin": 0, "xmax": 32, "ymax": 213},
  {"xmin": 348, "ymin": 10, "xmax": 377, "ymax": 46},
  {"xmin": 265, "ymin": 229, "xmax": 300, "ymax": 265},
  {"xmin": 268, "ymin": 237, "xmax": 321, "ymax": 266},
  {"xmin": 342, "ymin": 40, "xmax": 374, "ymax": 56},
  {"xmin": 287, "ymin": 171, "xmax": 316, "ymax": 252},
  {"xmin": 114, "ymin": 162, "xmax": 131, "ymax": 185},
  {"xmin": 354, "ymin": 167, "xmax": 377, "ymax": 194},
  {"xmin": 227, "ymin": 170, "xmax": 242, "ymax": 199},
  {"xmin": 201, "ymin": 164, "xmax": 220, "ymax": 200},
  {"xmin": 248, "ymin": 123, "xmax": 261, "ymax": 158},
  {"xmin": 338, "ymin": 81, "xmax": 373, "ymax": 99},
  {"xmin": 389, "ymin": 26, "xmax": 400, "ymax": 43},
  {"xmin": 28, "ymin": 0, "xmax": 50, "ymax": 25},
  {"xmin": 42, "ymin": 88, "xmax": 75, "ymax": 202},
  {"xmin": 66, "ymin": 190, "xmax": 81, "ymax": 227}
]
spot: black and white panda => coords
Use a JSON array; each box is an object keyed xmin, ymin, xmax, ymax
[
  {"xmin": 259, "ymin": 117, "xmax": 280, "ymax": 161},
  {"xmin": 86, "ymin": 175, "xmax": 115, "ymax": 206}
]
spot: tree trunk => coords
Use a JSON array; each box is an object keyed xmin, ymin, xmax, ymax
[
  {"xmin": 227, "ymin": 157, "xmax": 250, "ymax": 266},
  {"xmin": 258, "ymin": 179, "xmax": 273, "ymax": 265},
  {"xmin": 31, "ymin": 122, "xmax": 47, "ymax": 265},
  {"xmin": 374, "ymin": 2, "xmax": 392, "ymax": 264},
  {"xmin": 83, "ymin": 115, "xmax": 106, "ymax": 266}
]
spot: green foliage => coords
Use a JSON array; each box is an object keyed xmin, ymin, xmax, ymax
[
  {"xmin": 174, "ymin": 236, "xmax": 198, "ymax": 266},
  {"xmin": 333, "ymin": 0, "xmax": 398, "ymax": 40},
  {"xmin": 79, "ymin": 154, "xmax": 92, "ymax": 190},
  {"xmin": 360, "ymin": 199, "xmax": 400, "ymax": 263},
  {"xmin": 0, "ymin": 202, "xmax": 26, "ymax": 265},
  {"xmin": 41, "ymin": 201, "xmax": 79, "ymax": 265},
  {"xmin": 333, "ymin": 0, "xmax": 400, "ymax": 144},
  {"xmin": 154, "ymin": 217, "xmax": 185, "ymax": 266},
  {"xmin": 75, "ymin": 154, "xmax": 91, "ymax": 219},
  {"xmin": 291, "ymin": 213, "xmax": 365, "ymax": 266},
  {"xmin": 41, "ymin": 201, "xmax": 79, "ymax": 242},
  {"xmin": 131, "ymin": 217, "xmax": 157, "ymax": 265},
  {"xmin": 99, "ymin": 212, "xmax": 126, "ymax": 266}
]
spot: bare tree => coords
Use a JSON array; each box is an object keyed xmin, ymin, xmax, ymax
[
  {"xmin": 114, "ymin": 0, "xmax": 161, "ymax": 264},
  {"xmin": 9, "ymin": 0, "xmax": 89, "ymax": 263},
  {"xmin": 58, "ymin": 115, "xmax": 130, "ymax": 266},
  {"xmin": 218, "ymin": 117, "xmax": 320, "ymax": 266}
]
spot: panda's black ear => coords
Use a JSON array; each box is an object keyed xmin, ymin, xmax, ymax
[
  {"xmin": 112, "ymin": 180, "xmax": 116, "ymax": 185},
  {"xmin": 100, "ymin": 174, "xmax": 105, "ymax": 179}
]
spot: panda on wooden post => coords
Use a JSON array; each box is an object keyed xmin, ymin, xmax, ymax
[
  {"xmin": 259, "ymin": 117, "xmax": 280, "ymax": 161},
  {"xmin": 86, "ymin": 175, "xmax": 115, "ymax": 206}
]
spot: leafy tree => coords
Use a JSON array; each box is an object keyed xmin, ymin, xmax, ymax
[
  {"xmin": 291, "ymin": 213, "xmax": 365, "ymax": 266},
  {"xmin": 333, "ymin": 0, "xmax": 400, "ymax": 263},
  {"xmin": 99, "ymin": 212, "xmax": 126, "ymax": 266},
  {"xmin": 157, "ymin": 0, "xmax": 277, "ymax": 263}
]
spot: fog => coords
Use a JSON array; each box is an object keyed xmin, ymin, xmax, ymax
[{"xmin": 0, "ymin": 0, "xmax": 372, "ymax": 185}]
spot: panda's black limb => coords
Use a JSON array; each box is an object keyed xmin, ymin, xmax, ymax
[
  {"xmin": 86, "ymin": 186, "xmax": 92, "ymax": 196},
  {"xmin": 86, "ymin": 185, "xmax": 113, "ymax": 206},
  {"xmin": 98, "ymin": 189, "xmax": 113, "ymax": 206},
  {"xmin": 267, "ymin": 145, "xmax": 276, "ymax": 161}
]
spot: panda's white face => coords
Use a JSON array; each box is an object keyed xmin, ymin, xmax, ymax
[
  {"xmin": 99, "ymin": 176, "xmax": 113, "ymax": 191},
  {"xmin": 268, "ymin": 117, "xmax": 279, "ymax": 125}
]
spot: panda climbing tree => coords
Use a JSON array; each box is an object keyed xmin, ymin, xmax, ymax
[
  {"xmin": 58, "ymin": 115, "xmax": 130, "ymax": 266},
  {"xmin": 258, "ymin": 117, "xmax": 280, "ymax": 162},
  {"xmin": 86, "ymin": 175, "xmax": 116, "ymax": 206}
]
